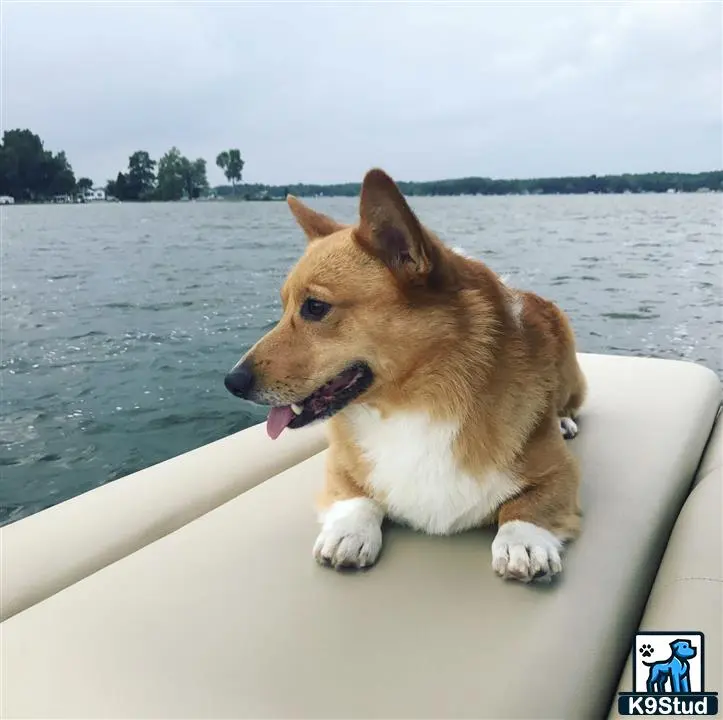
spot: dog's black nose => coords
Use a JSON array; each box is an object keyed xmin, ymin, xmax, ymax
[{"xmin": 224, "ymin": 359, "xmax": 255, "ymax": 399}]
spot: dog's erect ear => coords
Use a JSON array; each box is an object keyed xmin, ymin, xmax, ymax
[
  {"xmin": 355, "ymin": 168, "xmax": 436, "ymax": 284},
  {"xmin": 287, "ymin": 195, "xmax": 345, "ymax": 242}
]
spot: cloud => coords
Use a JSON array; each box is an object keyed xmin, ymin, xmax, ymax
[{"xmin": 2, "ymin": 1, "xmax": 720, "ymax": 185}]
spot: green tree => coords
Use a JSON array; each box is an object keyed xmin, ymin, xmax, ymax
[
  {"xmin": 156, "ymin": 147, "xmax": 186, "ymax": 201},
  {"xmin": 182, "ymin": 157, "xmax": 208, "ymax": 199},
  {"xmin": 0, "ymin": 129, "xmax": 74, "ymax": 201},
  {"xmin": 125, "ymin": 150, "xmax": 156, "ymax": 200},
  {"xmin": 43, "ymin": 151, "xmax": 76, "ymax": 196},
  {"xmin": 106, "ymin": 172, "xmax": 128, "ymax": 200},
  {"xmin": 76, "ymin": 177, "xmax": 93, "ymax": 193},
  {"xmin": 216, "ymin": 149, "xmax": 244, "ymax": 192},
  {"xmin": 156, "ymin": 150, "xmax": 209, "ymax": 201},
  {"xmin": 0, "ymin": 129, "xmax": 44, "ymax": 200},
  {"xmin": 0, "ymin": 146, "xmax": 19, "ymax": 197}
]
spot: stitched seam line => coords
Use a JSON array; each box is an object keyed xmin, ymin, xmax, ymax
[{"xmin": 665, "ymin": 576, "xmax": 723, "ymax": 587}]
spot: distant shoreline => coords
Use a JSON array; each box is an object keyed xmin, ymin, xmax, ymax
[
  {"xmin": 4, "ymin": 170, "xmax": 720, "ymax": 206},
  {"xmin": 6, "ymin": 188, "xmax": 720, "ymax": 206},
  {"xmin": 4, "ymin": 129, "xmax": 720, "ymax": 205},
  {"xmin": 211, "ymin": 170, "xmax": 722, "ymax": 201}
]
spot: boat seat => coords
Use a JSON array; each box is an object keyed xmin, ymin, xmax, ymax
[
  {"xmin": 608, "ymin": 411, "xmax": 722, "ymax": 718},
  {"xmin": 0, "ymin": 421, "xmax": 328, "ymax": 622},
  {"xmin": 1, "ymin": 354, "xmax": 721, "ymax": 719}
]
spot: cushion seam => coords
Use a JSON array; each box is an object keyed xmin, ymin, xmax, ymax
[{"xmin": 662, "ymin": 576, "xmax": 723, "ymax": 588}]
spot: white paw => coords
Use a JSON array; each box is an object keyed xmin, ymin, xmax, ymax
[
  {"xmin": 313, "ymin": 498, "xmax": 383, "ymax": 569},
  {"xmin": 491, "ymin": 520, "xmax": 563, "ymax": 583},
  {"xmin": 559, "ymin": 416, "xmax": 578, "ymax": 439}
]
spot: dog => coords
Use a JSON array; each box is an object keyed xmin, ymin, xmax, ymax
[
  {"xmin": 644, "ymin": 640, "xmax": 697, "ymax": 693},
  {"xmin": 224, "ymin": 168, "xmax": 586, "ymax": 583}
]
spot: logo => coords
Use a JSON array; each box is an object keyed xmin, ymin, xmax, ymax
[{"xmin": 618, "ymin": 632, "xmax": 718, "ymax": 715}]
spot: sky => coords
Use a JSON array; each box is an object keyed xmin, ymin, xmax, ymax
[{"xmin": 2, "ymin": 1, "xmax": 721, "ymax": 186}]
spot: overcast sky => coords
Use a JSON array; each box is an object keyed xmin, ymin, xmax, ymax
[{"xmin": 2, "ymin": 1, "xmax": 720, "ymax": 186}]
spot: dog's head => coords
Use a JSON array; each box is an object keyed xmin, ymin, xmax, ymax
[
  {"xmin": 670, "ymin": 640, "xmax": 697, "ymax": 660},
  {"xmin": 224, "ymin": 168, "xmax": 468, "ymax": 438}
]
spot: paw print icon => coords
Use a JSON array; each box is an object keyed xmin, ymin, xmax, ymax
[{"xmin": 639, "ymin": 643, "xmax": 654, "ymax": 658}]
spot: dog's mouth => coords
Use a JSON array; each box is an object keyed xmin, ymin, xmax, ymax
[{"xmin": 266, "ymin": 362, "xmax": 373, "ymax": 440}]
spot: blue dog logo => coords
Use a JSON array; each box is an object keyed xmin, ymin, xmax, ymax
[
  {"xmin": 617, "ymin": 631, "xmax": 719, "ymax": 716},
  {"xmin": 643, "ymin": 639, "xmax": 697, "ymax": 694}
]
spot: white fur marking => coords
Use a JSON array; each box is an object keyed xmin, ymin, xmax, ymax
[
  {"xmin": 345, "ymin": 406, "xmax": 521, "ymax": 535},
  {"xmin": 491, "ymin": 520, "xmax": 563, "ymax": 583},
  {"xmin": 451, "ymin": 246, "xmax": 472, "ymax": 258},
  {"xmin": 559, "ymin": 416, "xmax": 578, "ymax": 439},
  {"xmin": 313, "ymin": 498, "xmax": 383, "ymax": 568},
  {"xmin": 508, "ymin": 290, "xmax": 525, "ymax": 325}
]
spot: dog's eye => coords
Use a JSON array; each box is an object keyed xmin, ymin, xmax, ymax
[{"xmin": 301, "ymin": 297, "xmax": 332, "ymax": 321}]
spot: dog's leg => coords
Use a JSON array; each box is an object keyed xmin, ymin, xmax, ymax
[
  {"xmin": 557, "ymin": 339, "xmax": 586, "ymax": 441},
  {"xmin": 671, "ymin": 667, "xmax": 683, "ymax": 694},
  {"xmin": 492, "ymin": 420, "xmax": 581, "ymax": 583},
  {"xmin": 557, "ymin": 378, "xmax": 583, "ymax": 440},
  {"xmin": 314, "ymin": 496, "xmax": 384, "ymax": 569},
  {"xmin": 646, "ymin": 673, "xmax": 656, "ymax": 694},
  {"xmin": 313, "ymin": 453, "xmax": 384, "ymax": 570}
]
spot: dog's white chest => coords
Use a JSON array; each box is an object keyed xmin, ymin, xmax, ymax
[{"xmin": 344, "ymin": 406, "xmax": 520, "ymax": 535}]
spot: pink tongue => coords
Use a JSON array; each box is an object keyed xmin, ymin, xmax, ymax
[{"xmin": 266, "ymin": 406, "xmax": 295, "ymax": 440}]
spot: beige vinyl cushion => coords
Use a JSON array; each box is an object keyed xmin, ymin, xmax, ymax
[
  {"xmin": 693, "ymin": 409, "xmax": 722, "ymax": 487},
  {"xmin": 1, "ymin": 354, "xmax": 721, "ymax": 719},
  {"xmin": 0, "ymin": 421, "xmax": 327, "ymax": 622},
  {"xmin": 608, "ymin": 412, "xmax": 722, "ymax": 718}
]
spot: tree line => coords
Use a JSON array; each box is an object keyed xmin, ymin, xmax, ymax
[
  {"xmin": 1, "ymin": 127, "xmax": 720, "ymax": 203},
  {"xmin": 0, "ymin": 128, "xmax": 245, "ymax": 203},
  {"xmin": 237, "ymin": 171, "xmax": 722, "ymax": 199},
  {"xmin": 0, "ymin": 129, "xmax": 83, "ymax": 202},
  {"xmin": 105, "ymin": 147, "xmax": 244, "ymax": 201}
]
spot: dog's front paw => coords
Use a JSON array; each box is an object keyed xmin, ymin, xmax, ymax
[
  {"xmin": 313, "ymin": 498, "xmax": 383, "ymax": 570},
  {"xmin": 491, "ymin": 520, "xmax": 563, "ymax": 583},
  {"xmin": 313, "ymin": 526, "xmax": 381, "ymax": 569}
]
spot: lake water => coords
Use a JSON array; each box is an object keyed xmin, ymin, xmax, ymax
[{"xmin": 1, "ymin": 194, "xmax": 721, "ymax": 526}]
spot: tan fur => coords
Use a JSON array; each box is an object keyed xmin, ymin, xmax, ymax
[{"xmin": 243, "ymin": 168, "xmax": 586, "ymax": 555}]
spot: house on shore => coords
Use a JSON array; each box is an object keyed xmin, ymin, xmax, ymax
[{"xmin": 78, "ymin": 187, "xmax": 106, "ymax": 202}]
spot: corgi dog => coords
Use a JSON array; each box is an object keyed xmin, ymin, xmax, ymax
[{"xmin": 224, "ymin": 168, "xmax": 586, "ymax": 583}]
